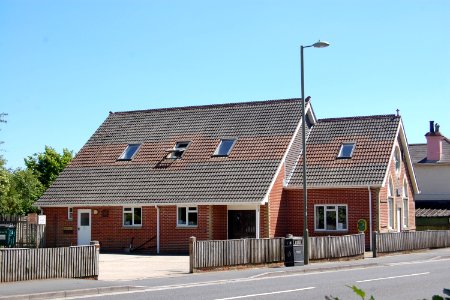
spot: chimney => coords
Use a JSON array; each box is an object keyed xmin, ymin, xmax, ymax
[{"xmin": 425, "ymin": 120, "xmax": 442, "ymax": 161}]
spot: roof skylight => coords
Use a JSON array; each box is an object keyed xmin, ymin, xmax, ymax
[
  {"xmin": 167, "ymin": 141, "xmax": 190, "ymax": 159},
  {"xmin": 337, "ymin": 143, "xmax": 355, "ymax": 159},
  {"xmin": 118, "ymin": 144, "xmax": 141, "ymax": 160},
  {"xmin": 213, "ymin": 139, "xmax": 236, "ymax": 157}
]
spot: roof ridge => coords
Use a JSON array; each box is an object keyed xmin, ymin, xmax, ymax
[
  {"xmin": 409, "ymin": 143, "xmax": 426, "ymax": 146},
  {"xmin": 318, "ymin": 114, "xmax": 398, "ymax": 123},
  {"xmin": 111, "ymin": 98, "xmax": 302, "ymax": 115}
]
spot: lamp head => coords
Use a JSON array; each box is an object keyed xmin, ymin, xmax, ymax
[{"xmin": 312, "ymin": 40, "xmax": 330, "ymax": 48}]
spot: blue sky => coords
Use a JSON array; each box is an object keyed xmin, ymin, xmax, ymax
[{"xmin": 1, "ymin": 1, "xmax": 449, "ymax": 169}]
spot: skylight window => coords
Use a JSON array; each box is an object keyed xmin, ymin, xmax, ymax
[
  {"xmin": 118, "ymin": 144, "xmax": 141, "ymax": 160},
  {"xmin": 167, "ymin": 141, "xmax": 190, "ymax": 159},
  {"xmin": 213, "ymin": 139, "xmax": 236, "ymax": 157},
  {"xmin": 337, "ymin": 143, "xmax": 355, "ymax": 158}
]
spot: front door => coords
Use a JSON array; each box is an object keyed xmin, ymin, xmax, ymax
[
  {"xmin": 396, "ymin": 208, "xmax": 402, "ymax": 232},
  {"xmin": 228, "ymin": 210, "xmax": 256, "ymax": 239},
  {"xmin": 77, "ymin": 209, "xmax": 91, "ymax": 245}
]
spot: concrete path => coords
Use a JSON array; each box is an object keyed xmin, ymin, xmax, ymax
[{"xmin": 99, "ymin": 254, "xmax": 189, "ymax": 280}]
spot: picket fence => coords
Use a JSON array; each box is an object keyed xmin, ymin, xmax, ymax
[
  {"xmin": 0, "ymin": 243, "xmax": 99, "ymax": 282},
  {"xmin": 374, "ymin": 230, "xmax": 450, "ymax": 256},
  {"xmin": 189, "ymin": 234, "xmax": 365, "ymax": 272},
  {"xmin": 309, "ymin": 233, "xmax": 365, "ymax": 260}
]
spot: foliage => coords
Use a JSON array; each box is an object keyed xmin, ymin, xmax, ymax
[
  {"xmin": 0, "ymin": 158, "xmax": 44, "ymax": 215},
  {"xmin": 326, "ymin": 286, "xmax": 450, "ymax": 300},
  {"xmin": 0, "ymin": 113, "xmax": 6, "ymax": 146},
  {"xmin": 24, "ymin": 146, "xmax": 73, "ymax": 189}
]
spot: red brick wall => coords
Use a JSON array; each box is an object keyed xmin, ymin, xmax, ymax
[
  {"xmin": 267, "ymin": 164, "xmax": 288, "ymax": 238},
  {"xmin": 159, "ymin": 205, "xmax": 209, "ymax": 253},
  {"xmin": 378, "ymin": 141, "xmax": 416, "ymax": 232},
  {"xmin": 43, "ymin": 206, "xmax": 157, "ymax": 251},
  {"xmin": 211, "ymin": 205, "xmax": 227, "ymax": 240},
  {"xmin": 284, "ymin": 188, "xmax": 374, "ymax": 246}
]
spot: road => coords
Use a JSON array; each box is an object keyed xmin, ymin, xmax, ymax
[{"xmin": 63, "ymin": 251, "xmax": 450, "ymax": 300}]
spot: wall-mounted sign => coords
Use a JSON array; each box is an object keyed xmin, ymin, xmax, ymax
[
  {"xmin": 357, "ymin": 219, "xmax": 367, "ymax": 232},
  {"xmin": 38, "ymin": 215, "xmax": 46, "ymax": 225}
]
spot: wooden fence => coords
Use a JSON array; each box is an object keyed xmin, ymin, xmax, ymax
[
  {"xmin": 189, "ymin": 234, "xmax": 365, "ymax": 272},
  {"xmin": 0, "ymin": 214, "xmax": 46, "ymax": 248},
  {"xmin": 374, "ymin": 230, "xmax": 450, "ymax": 256},
  {"xmin": 309, "ymin": 234, "xmax": 365, "ymax": 260},
  {"xmin": 190, "ymin": 237, "xmax": 284, "ymax": 272},
  {"xmin": 0, "ymin": 242, "xmax": 99, "ymax": 282}
]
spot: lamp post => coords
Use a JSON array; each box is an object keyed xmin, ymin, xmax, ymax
[{"xmin": 301, "ymin": 40, "xmax": 329, "ymax": 265}]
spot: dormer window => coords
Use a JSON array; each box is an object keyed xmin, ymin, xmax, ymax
[
  {"xmin": 213, "ymin": 139, "xmax": 236, "ymax": 157},
  {"xmin": 167, "ymin": 141, "xmax": 190, "ymax": 159},
  {"xmin": 337, "ymin": 143, "xmax": 355, "ymax": 158},
  {"xmin": 118, "ymin": 144, "xmax": 141, "ymax": 160}
]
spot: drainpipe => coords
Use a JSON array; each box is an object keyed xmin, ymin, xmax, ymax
[
  {"xmin": 156, "ymin": 206, "xmax": 160, "ymax": 254},
  {"xmin": 368, "ymin": 186, "xmax": 373, "ymax": 251},
  {"xmin": 256, "ymin": 205, "xmax": 260, "ymax": 239}
]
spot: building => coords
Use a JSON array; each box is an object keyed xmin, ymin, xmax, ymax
[
  {"xmin": 410, "ymin": 121, "xmax": 450, "ymax": 230},
  {"xmin": 36, "ymin": 99, "xmax": 418, "ymax": 252}
]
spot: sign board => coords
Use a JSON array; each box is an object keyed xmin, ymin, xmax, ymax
[
  {"xmin": 357, "ymin": 219, "xmax": 367, "ymax": 232},
  {"xmin": 38, "ymin": 215, "xmax": 46, "ymax": 225}
]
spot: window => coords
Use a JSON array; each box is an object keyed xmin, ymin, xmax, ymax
[
  {"xmin": 68, "ymin": 207, "xmax": 73, "ymax": 221},
  {"xmin": 123, "ymin": 207, "xmax": 142, "ymax": 226},
  {"xmin": 177, "ymin": 206, "xmax": 198, "ymax": 227},
  {"xmin": 315, "ymin": 205, "xmax": 347, "ymax": 231},
  {"xmin": 388, "ymin": 177, "xmax": 394, "ymax": 230},
  {"xmin": 337, "ymin": 143, "xmax": 355, "ymax": 158},
  {"xmin": 403, "ymin": 179, "xmax": 408, "ymax": 228},
  {"xmin": 394, "ymin": 147, "xmax": 401, "ymax": 176},
  {"xmin": 167, "ymin": 141, "xmax": 190, "ymax": 159},
  {"xmin": 213, "ymin": 139, "xmax": 236, "ymax": 157},
  {"xmin": 118, "ymin": 144, "xmax": 141, "ymax": 160}
]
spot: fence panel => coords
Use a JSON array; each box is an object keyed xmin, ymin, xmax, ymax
[
  {"xmin": 0, "ymin": 244, "xmax": 99, "ymax": 282},
  {"xmin": 376, "ymin": 230, "xmax": 450, "ymax": 254},
  {"xmin": 309, "ymin": 234, "xmax": 365, "ymax": 260},
  {"xmin": 192, "ymin": 238, "xmax": 284, "ymax": 271}
]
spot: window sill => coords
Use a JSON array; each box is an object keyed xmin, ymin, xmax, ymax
[
  {"xmin": 176, "ymin": 225, "xmax": 198, "ymax": 229},
  {"xmin": 314, "ymin": 229, "xmax": 348, "ymax": 233},
  {"xmin": 122, "ymin": 225, "xmax": 142, "ymax": 229}
]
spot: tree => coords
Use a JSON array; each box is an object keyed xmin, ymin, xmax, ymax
[
  {"xmin": 0, "ymin": 113, "xmax": 6, "ymax": 146},
  {"xmin": 24, "ymin": 146, "xmax": 73, "ymax": 189}
]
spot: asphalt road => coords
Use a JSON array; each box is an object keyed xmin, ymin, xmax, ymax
[{"xmin": 61, "ymin": 250, "xmax": 450, "ymax": 300}]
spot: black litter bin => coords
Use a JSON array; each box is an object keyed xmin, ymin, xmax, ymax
[
  {"xmin": 0, "ymin": 224, "xmax": 16, "ymax": 248},
  {"xmin": 284, "ymin": 236, "xmax": 304, "ymax": 267}
]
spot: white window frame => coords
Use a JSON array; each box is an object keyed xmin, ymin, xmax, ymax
[
  {"xmin": 402, "ymin": 178, "xmax": 409, "ymax": 229},
  {"xmin": 337, "ymin": 142, "xmax": 356, "ymax": 158},
  {"xmin": 167, "ymin": 141, "xmax": 191, "ymax": 159},
  {"xmin": 388, "ymin": 177, "xmax": 395, "ymax": 230},
  {"xmin": 123, "ymin": 207, "xmax": 142, "ymax": 227},
  {"xmin": 68, "ymin": 207, "xmax": 73, "ymax": 221},
  {"xmin": 213, "ymin": 139, "xmax": 237, "ymax": 157},
  {"xmin": 314, "ymin": 204, "xmax": 348, "ymax": 232},
  {"xmin": 177, "ymin": 206, "xmax": 198, "ymax": 227}
]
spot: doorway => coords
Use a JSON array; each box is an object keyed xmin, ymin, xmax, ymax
[
  {"xmin": 228, "ymin": 210, "xmax": 256, "ymax": 239},
  {"xmin": 77, "ymin": 209, "xmax": 91, "ymax": 245}
]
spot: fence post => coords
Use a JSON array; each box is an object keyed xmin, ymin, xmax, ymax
[
  {"xmin": 189, "ymin": 236, "xmax": 196, "ymax": 273},
  {"xmin": 90, "ymin": 240, "xmax": 100, "ymax": 279},
  {"xmin": 372, "ymin": 231, "xmax": 378, "ymax": 258}
]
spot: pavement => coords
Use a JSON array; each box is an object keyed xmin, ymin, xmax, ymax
[{"xmin": 1, "ymin": 248, "xmax": 449, "ymax": 300}]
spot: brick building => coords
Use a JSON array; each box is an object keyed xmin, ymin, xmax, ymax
[{"xmin": 35, "ymin": 99, "xmax": 419, "ymax": 253}]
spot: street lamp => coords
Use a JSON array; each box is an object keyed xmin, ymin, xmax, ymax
[{"xmin": 301, "ymin": 40, "xmax": 330, "ymax": 265}]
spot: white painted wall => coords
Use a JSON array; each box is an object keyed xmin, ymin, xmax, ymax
[{"xmin": 414, "ymin": 164, "xmax": 450, "ymax": 201}]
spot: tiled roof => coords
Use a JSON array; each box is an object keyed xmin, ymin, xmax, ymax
[
  {"xmin": 416, "ymin": 208, "xmax": 450, "ymax": 217},
  {"xmin": 409, "ymin": 137, "xmax": 450, "ymax": 164},
  {"xmin": 37, "ymin": 99, "xmax": 302, "ymax": 206},
  {"xmin": 287, "ymin": 115, "xmax": 400, "ymax": 187}
]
